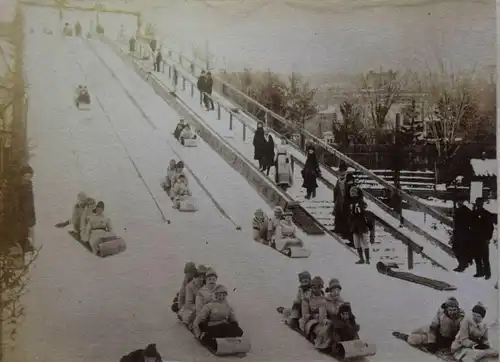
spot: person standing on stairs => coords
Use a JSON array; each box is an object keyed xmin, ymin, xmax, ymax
[
  {"xmin": 205, "ymin": 72, "xmax": 215, "ymax": 111},
  {"xmin": 349, "ymin": 186, "xmax": 375, "ymax": 264},
  {"xmin": 261, "ymin": 129, "xmax": 275, "ymax": 176},
  {"xmin": 470, "ymin": 197, "xmax": 495, "ymax": 280},
  {"xmin": 197, "ymin": 71, "xmax": 207, "ymax": 107},
  {"xmin": 252, "ymin": 122, "xmax": 266, "ymax": 170},
  {"xmin": 154, "ymin": 49, "xmax": 162, "ymax": 72},
  {"xmin": 301, "ymin": 146, "xmax": 321, "ymax": 200},
  {"xmin": 451, "ymin": 198, "xmax": 472, "ymax": 272}
]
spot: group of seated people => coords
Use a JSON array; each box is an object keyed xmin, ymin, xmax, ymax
[
  {"xmin": 162, "ymin": 159, "xmax": 193, "ymax": 209},
  {"xmin": 56, "ymin": 192, "xmax": 113, "ymax": 254},
  {"xmin": 173, "ymin": 262, "xmax": 244, "ymax": 349},
  {"xmin": 403, "ymin": 297, "xmax": 497, "ymax": 361},
  {"xmin": 252, "ymin": 206, "xmax": 301, "ymax": 251},
  {"xmin": 278, "ymin": 272, "xmax": 360, "ymax": 357},
  {"xmin": 173, "ymin": 119, "xmax": 197, "ymax": 146}
]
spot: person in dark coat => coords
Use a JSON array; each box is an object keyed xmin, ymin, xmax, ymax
[
  {"xmin": 154, "ymin": 50, "xmax": 162, "ymax": 72},
  {"xmin": 129, "ymin": 36, "xmax": 136, "ymax": 54},
  {"xmin": 342, "ymin": 173, "xmax": 356, "ymax": 246},
  {"xmin": 470, "ymin": 197, "xmax": 496, "ymax": 279},
  {"xmin": 452, "ymin": 199, "xmax": 473, "ymax": 272},
  {"xmin": 349, "ymin": 187, "xmax": 375, "ymax": 264},
  {"xmin": 173, "ymin": 119, "xmax": 187, "ymax": 140},
  {"xmin": 74, "ymin": 21, "xmax": 82, "ymax": 37},
  {"xmin": 120, "ymin": 343, "xmax": 162, "ymax": 362},
  {"xmin": 252, "ymin": 122, "xmax": 266, "ymax": 170},
  {"xmin": 261, "ymin": 129, "xmax": 275, "ymax": 176},
  {"xmin": 16, "ymin": 165, "xmax": 36, "ymax": 253},
  {"xmin": 204, "ymin": 72, "xmax": 215, "ymax": 110},
  {"xmin": 334, "ymin": 163, "xmax": 349, "ymax": 235},
  {"xmin": 150, "ymin": 38, "xmax": 157, "ymax": 53},
  {"xmin": 301, "ymin": 146, "xmax": 321, "ymax": 199},
  {"xmin": 197, "ymin": 71, "xmax": 207, "ymax": 106}
]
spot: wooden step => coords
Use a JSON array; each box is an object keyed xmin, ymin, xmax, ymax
[{"xmin": 285, "ymin": 202, "xmax": 325, "ymax": 235}]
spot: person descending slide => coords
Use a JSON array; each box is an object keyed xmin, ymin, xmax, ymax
[
  {"xmin": 300, "ymin": 276, "xmax": 326, "ymax": 341},
  {"xmin": 277, "ymin": 271, "xmax": 312, "ymax": 329},
  {"xmin": 55, "ymin": 191, "xmax": 89, "ymax": 240},
  {"xmin": 172, "ymin": 261, "xmax": 197, "ymax": 313},
  {"xmin": 82, "ymin": 201, "xmax": 113, "ymax": 254},
  {"xmin": 252, "ymin": 208, "xmax": 270, "ymax": 244},
  {"xmin": 162, "ymin": 159, "xmax": 178, "ymax": 194},
  {"xmin": 173, "ymin": 119, "xmax": 187, "ymax": 140},
  {"xmin": 179, "ymin": 124, "xmax": 197, "ymax": 146},
  {"xmin": 192, "ymin": 284, "xmax": 244, "ymax": 350},
  {"xmin": 196, "ymin": 267, "xmax": 218, "ymax": 314},
  {"xmin": 170, "ymin": 174, "xmax": 192, "ymax": 209},
  {"xmin": 179, "ymin": 265, "xmax": 207, "ymax": 326},
  {"xmin": 451, "ymin": 302, "xmax": 498, "ymax": 362}
]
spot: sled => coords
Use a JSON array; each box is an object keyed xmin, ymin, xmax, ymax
[
  {"xmin": 174, "ymin": 310, "xmax": 250, "ymax": 357},
  {"xmin": 376, "ymin": 262, "xmax": 457, "ymax": 291},
  {"xmin": 277, "ymin": 308, "xmax": 375, "ymax": 360},
  {"xmin": 393, "ymin": 331, "xmax": 498, "ymax": 362},
  {"xmin": 75, "ymin": 88, "xmax": 91, "ymax": 110},
  {"xmin": 181, "ymin": 137, "xmax": 198, "ymax": 147},
  {"xmin": 177, "ymin": 198, "xmax": 197, "ymax": 212},
  {"xmin": 67, "ymin": 230, "xmax": 93, "ymax": 253},
  {"xmin": 271, "ymin": 237, "xmax": 311, "ymax": 258},
  {"xmin": 96, "ymin": 236, "xmax": 126, "ymax": 257}
]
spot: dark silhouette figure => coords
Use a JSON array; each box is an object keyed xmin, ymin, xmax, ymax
[
  {"xmin": 120, "ymin": 343, "xmax": 162, "ymax": 362},
  {"xmin": 452, "ymin": 199, "xmax": 472, "ymax": 272},
  {"xmin": 197, "ymin": 71, "xmax": 207, "ymax": 106},
  {"xmin": 252, "ymin": 122, "xmax": 266, "ymax": 170},
  {"xmin": 470, "ymin": 198, "xmax": 495, "ymax": 280},
  {"xmin": 302, "ymin": 146, "xmax": 320, "ymax": 199},
  {"xmin": 154, "ymin": 51, "xmax": 162, "ymax": 72},
  {"xmin": 261, "ymin": 130, "xmax": 275, "ymax": 176}
]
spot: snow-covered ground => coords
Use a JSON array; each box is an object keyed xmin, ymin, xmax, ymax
[
  {"xmin": 8, "ymin": 8, "xmax": 498, "ymax": 362},
  {"xmin": 141, "ymin": 0, "xmax": 496, "ymax": 74}
]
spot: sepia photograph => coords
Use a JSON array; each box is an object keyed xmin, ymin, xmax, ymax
[{"xmin": 0, "ymin": 0, "xmax": 497, "ymax": 361}]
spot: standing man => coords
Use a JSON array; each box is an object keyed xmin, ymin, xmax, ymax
[
  {"xmin": 470, "ymin": 197, "xmax": 495, "ymax": 280},
  {"xmin": 17, "ymin": 165, "xmax": 36, "ymax": 253},
  {"xmin": 154, "ymin": 49, "xmax": 163, "ymax": 72},
  {"xmin": 197, "ymin": 70, "xmax": 207, "ymax": 107},
  {"xmin": 451, "ymin": 199, "xmax": 472, "ymax": 272},
  {"xmin": 205, "ymin": 71, "xmax": 215, "ymax": 110}
]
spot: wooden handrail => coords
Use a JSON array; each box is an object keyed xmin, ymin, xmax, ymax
[{"xmin": 152, "ymin": 43, "xmax": 452, "ymax": 228}]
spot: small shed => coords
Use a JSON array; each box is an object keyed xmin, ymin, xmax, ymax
[{"xmin": 469, "ymin": 158, "xmax": 497, "ymax": 201}]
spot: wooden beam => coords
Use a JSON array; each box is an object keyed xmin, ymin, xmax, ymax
[{"xmin": 20, "ymin": 1, "xmax": 139, "ymax": 17}]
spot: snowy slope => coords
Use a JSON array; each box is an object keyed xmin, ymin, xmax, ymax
[{"xmin": 10, "ymin": 10, "xmax": 497, "ymax": 362}]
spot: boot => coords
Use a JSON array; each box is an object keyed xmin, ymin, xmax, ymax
[
  {"xmin": 364, "ymin": 249, "xmax": 370, "ymax": 264},
  {"xmin": 355, "ymin": 248, "xmax": 365, "ymax": 264},
  {"xmin": 453, "ymin": 263, "xmax": 467, "ymax": 272}
]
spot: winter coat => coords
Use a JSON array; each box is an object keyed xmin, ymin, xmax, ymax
[
  {"xmin": 261, "ymin": 135, "xmax": 275, "ymax": 167},
  {"xmin": 195, "ymin": 285, "xmax": 216, "ymax": 314},
  {"xmin": 194, "ymin": 300, "xmax": 238, "ymax": 327},
  {"xmin": 267, "ymin": 215, "xmax": 281, "ymax": 238},
  {"xmin": 178, "ymin": 274, "xmax": 193, "ymax": 309},
  {"xmin": 197, "ymin": 76, "xmax": 207, "ymax": 92},
  {"xmin": 252, "ymin": 212, "xmax": 269, "ymax": 232},
  {"xmin": 180, "ymin": 127, "xmax": 195, "ymax": 139},
  {"xmin": 330, "ymin": 314, "xmax": 360, "ymax": 342},
  {"xmin": 174, "ymin": 123, "xmax": 186, "ymax": 139},
  {"xmin": 275, "ymin": 145, "xmax": 293, "ymax": 186},
  {"xmin": 430, "ymin": 307, "xmax": 465, "ymax": 339},
  {"xmin": 183, "ymin": 279, "xmax": 202, "ymax": 312},
  {"xmin": 334, "ymin": 171, "xmax": 348, "ymax": 213},
  {"xmin": 301, "ymin": 294, "xmax": 326, "ymax": 323},
  {"xmin": 18, "ymin": 182, "xmax": 36, "ymax": 228},
  {"xmin": 150, "ymin": 39, "xmax": 157, "ymax": 52},
  {"xmin": 252, "ymin": 128, "xmax": 265, "ymax": 160},
  {"xmin": 293, "ymin": 286, "xmax": 311, "ymax": 306},
  {"xmin": 129, "ymin": 37, "xmax": 136, "ymax": 52},
  {"xmin": 451, "ymin": 316, "xmax": 490, "ymax": 356},
  {"xmin": 71, "ymin": 201, "xmax": 87, "ymax": 231},
  {"xmin": 170, "ymin": 181, "xmax": 191, "ymax": 201},
  {"xmin": 350, "ymin": 200, "xmax": 374, "ymax": 235},
  {"xmin": 302, "ymin": 153, "xmax": 320, "ymax": 189},
  {"xmin": 164, "ymin": 166, "xmax": 178, "ymax": 189},
  {"xmin": 171, "ymin": 171, "xmax": 189, "ymax": 187},
  {"xmin": 320, "ymin": 295, "xmax": 345, "ymax": 319},
  {"xmin": 470, "ymin": 208, "xmax": 495, "ymax": 244},
  {"xmin": 205, "ymin": 76, "xmax": 214, "ymax": 94}
]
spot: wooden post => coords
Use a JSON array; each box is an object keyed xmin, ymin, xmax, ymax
[
  {"xmin": 190, "ymin": 83, "xmax": 194, "ymax": 97},
  {"xmin": 229, "ymin": 113, "xmax": 233, "ymax": 130},
  {"xmin": 407, "ymin": 244, "xmax": 414, "ymax": 270},
  {"xmin": 242, "ymin": 124, "xmax": 246, "ymax": 141},
  {"xmin": 217, "ymin": 104, "xmax": 221, "ymax": 120},
  {"xmin": 393, "ymin": 113, "xmax": 403, "ymax": 222},
  {"xmin": 182, "ymin": 77, "xmax": 185, "ymax": 91}
]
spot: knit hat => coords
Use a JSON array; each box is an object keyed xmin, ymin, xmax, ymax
[
  {"xmin": 196, "ymin": 264, "xmax": 207, "ymax": 276},
  {"xmin": 254, "ymin": 209, "xmax": 265, "ymax": 217},
  {"xmin": 311, "ymin": 276, "xmax": 324, "ymax": 287},
  {"xmin": 338, "ymin": 302, "xmax": 352, "ymax": 315},
  {"xmin": 444, "ymin": 297, "xmax": 459, "ymax": 309},
  {"xmin": 213, "ymin": 284, "xmax": 228, "ymax": 295},
  {"xmin": 205, "ymin": 267, "xmax": 217, "ymax": 278},
  {"xmin": 177, "ymin": 161, "xmax": 184, "ymax": 169},
  {"xmin": 184, "ymin": 261, "xmax": 197, "ymax": 275},
  {"xmin": 95, "ymin": 201, "xmax": 105, "ymax": 209},
  {"xmin": 143, "ymin": 343, "xmax": 159, "ymax": 357},
  {"xmin": 472, "ymin": 302, "xmax": 486, "ymax": 318},
  {"xmin": 298, "ymin": 271, "xmax": 311, "ymax": 281},
  {"xmin": 328, "ymin": 278, "xmax": 341, "ymax": 290}
]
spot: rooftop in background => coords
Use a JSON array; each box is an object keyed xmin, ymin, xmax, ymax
[{"xmin": 470, "ymin": 158, "xmax": 497, "ymax": 178}]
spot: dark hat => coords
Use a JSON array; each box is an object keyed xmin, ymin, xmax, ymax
[
  {"xmin": 184, "ymin": 262, "xmax": 197, "ymax": 275},
  {"xmin": 143, "ymin": 343, "xmax": 159, "ymax": 357},
  {"xmin": 338, "ymin": 302, "xmax": 352, "ymax": 315},
  {"xmin": 472, "ymin": 302, "xmax": 486, "ymax": 318},
  {"xmin": 95, "ymin": 201, "xmax": 105, "ymax": 209},
  {"xmin": 444, "ymin": 297, "xmax": 459, "ymax": 309},
  {"xmin": 298, "ymin": 270, "xmax": 311, "ymax": 281},
  {"xmin": 176, "ymin": 161, "xmax": 184, "ymax": 168},
  {"xmin": 328, "ymin": 278, "xmax": 342, "ymax": 290},
  {"xmin": 311, "ymin": 276, "xmax": 324, "ymax": 287}
]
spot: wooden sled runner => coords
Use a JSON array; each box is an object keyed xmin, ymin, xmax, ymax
[
  {"xmin": 277, "ymin": 308, "xmax": 376, "ymax": 360},
  {"xmin": 393, "ymin": 331, "xmax": 499, "ymax": 362},
  {"xmin": 177, "ymin": 198, "xmax": 198, "ymax": 212},
  {"xmin": 376, "ymin": 262, "xmax": 456, "ymax": 291}
]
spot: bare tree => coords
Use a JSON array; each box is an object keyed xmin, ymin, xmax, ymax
[
  {"xmin": 357, "ymin": 69, "xmax": 409, "ymax": 135},
  {"xmin": 282, "ymin": 72, "xmax": 318, "ymax": 128},
  {"xmin": 419, "ymin": 63, "xmax": 480, "ymax": 165},
  {"xmin": 334, "ymin": 99, "xmax": 364, "ymax": 153}
]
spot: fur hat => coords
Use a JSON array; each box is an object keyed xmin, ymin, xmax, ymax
[
  {"xmin": 311, "ymin": 276, "xmax": 324, "ymax": 287},
  {"xmin": 143, "ymin": 343, "xmax": 159, "ymax": 357},
  {"xmin": 298, "ymin": 271, "xmax": 311, "ymax": 281},
  {"xmin": 184, "ymin": 262, "xmax": 197, "ymax": 275},
  {"xmin": 213, "ymin": 284, "xmax": 228, "ymax": 295},
  {"xmin": 472, "ymin": 302, "xmax": 486, "ymax": 318},
  {"xmin": 205, "ymin": 267, "xmax": 217, "ymax": 278},
  {"xmin": 338, "ymin": 302, "xmax": 352, "ymax": 315},
  {"xmin": 444, "ymin": 297, "xmax": 459, "ymax": 309},
  {"xmin": 328, "ymin": 278, "xmax": 341, "ymax": 290}
]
